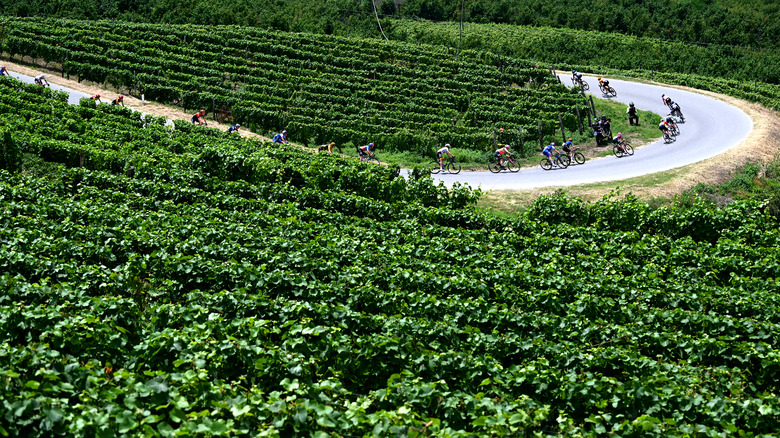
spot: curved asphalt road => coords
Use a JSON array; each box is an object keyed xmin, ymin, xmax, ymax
[
  {"xmin": 427, "ymin": 75, "xmax": 753, "ymax": 190},
  {"xmin": 7, "ymin": 69, "xmax": 753, "ymax": 190}
]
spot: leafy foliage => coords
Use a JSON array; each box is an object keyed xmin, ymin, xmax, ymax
[
  {"xmin": 3, "ymin": 18, "xmax": 591, "ymax": 156},
  {"xmin": 1, "ymin": 73, "xmax": 780, "ymax": 437}
]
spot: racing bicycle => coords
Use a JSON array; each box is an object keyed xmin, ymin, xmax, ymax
[
  {"xmin": 540, "ymin": 152, "xmax": 571, "ymax": 170},
  {"xmin": 428, "ymin": 156, "xmax": 461, "ymax": 174},
  {"xmin": 488, "ymin": 154, "xmax": 520, "ymax": 173}
]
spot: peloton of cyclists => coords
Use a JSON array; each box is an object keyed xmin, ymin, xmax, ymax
[{"xmin": 437, "ymin": 143, "xmax": 455, "ymax": 170}]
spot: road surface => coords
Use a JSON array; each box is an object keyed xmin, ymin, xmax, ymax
[
  {"xmin": 425, "ymin": 75, "xmax": 753, "ymax": 190},
  {"xmin": 7, "ymin": 70, "xmax": 753, "ymax": 190}
]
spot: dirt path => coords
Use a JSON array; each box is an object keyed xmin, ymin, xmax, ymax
[
  {"xmin": 4, "ymin": 58, "xmax": 779, "ymax": 201},
  {"xmin": 2, "ymin": 58, "xmax": 275, "ymax": 142}
]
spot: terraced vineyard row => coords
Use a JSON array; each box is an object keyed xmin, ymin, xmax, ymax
[
  {"xmin": 2, "ymin": 18, "xmax": 590, "ymax": 154},
  {"xmin": 1, "ymin": 76, "xmax": 780, "ymax": 436}
]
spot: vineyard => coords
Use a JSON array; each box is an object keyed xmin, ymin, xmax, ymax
[
  {"xmin": 383, "ymin": 20, "xmax": 780, "ymax": 111},
  {"xmin": 2, "ymin": 75, "xmax": 780, "ymax": 436},
  {"xmin": 1, "ymin": 18, "xmax": 592, "ymax": 156}
]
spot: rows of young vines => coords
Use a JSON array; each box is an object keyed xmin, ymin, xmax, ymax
[
  {"xmin": 1, "ymin": 75, "xmax": 780, "ymax": 436},
  {"xmin": 1, "ymin": 18, "xmax": 591, "ymax": 155}
]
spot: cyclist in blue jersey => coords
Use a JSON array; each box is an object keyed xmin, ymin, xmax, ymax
[
  {"xmin": 542, "ymin": 142, "xmax": 558, "ymax": 165},
  {"xmin": 227, "ymin": 124, "xmax": 240, "ymax": 133},
  {"xmin": 272, "ymin": 130, "xmax": 289, "ymax": 144}
]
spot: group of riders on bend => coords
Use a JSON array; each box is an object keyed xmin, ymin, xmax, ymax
[{"xmin": 1, "ymin": 65, "xmax": 687, "ymax": 171}]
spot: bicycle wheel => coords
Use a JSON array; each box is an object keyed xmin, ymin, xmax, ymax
[
  {"xmin": 558, "ymin": 155, "xmax": 571, "ymax": 168},
  {"xmin": 581, "ymin": 81, "xmax": 590, "ymax": 91},
  {"xmin": 540, "ymin": 159, "xmax": 552, "ymax": 171},
  {"xmin": 428, "ymin": 161, "xmax": 441, "ymax": 174},
  {"xmin": 573, "ymin": 152, "xmax": 585, "ymax": 164},
  {"xmin": 506, "ymin": 160, "xmax": 518, "ymax": 173},
  {"xmin": 446, "ymin": 161, "xmax": 461, "ymax": 174},
  {"xmin": 608, "ymin": 87, "xmax": 617, "ymax": 97},
  {"xmin": 367, "ymin": 156, "xmax": 381, "ymax": 165},
  {"xmin": 623, "ymin": 143, "xmax": 634, "ymax": 155},
  {"xmin": 612, "ymin": 145, "xmax": 624, "ymax": 158},
  {"xmin": 488, "ymin": 158, "xmax": 501, "ymax": 173}
]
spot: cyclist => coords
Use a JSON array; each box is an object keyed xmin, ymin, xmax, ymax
[
  {"xmin": 227, "ymin": 123, "xmax": 240, "ymax": 133},
  {"xmin": 661, "ymin": 94, "xmax": 673, "ymax": 108},
  {"xmin": 90, "ymin": 94, "xmax": 101, "ymax": 103},
  {"xmin": 612, "ymin": 132, "xmax": 626, "ymax": 150},
  {"xmin": 542, "ymin": 142, "xmax": 558, "ymax": 165},
  {"xmin": 572, "ymin": 70, "xmax": 584, "ymax": 85},
  {"xmin": 627, "ymin": 102, "xmax": 639, "ymax": 125},
  {"xmin": 318, "ymin": 142, "xmax": 337, "ymax": 153},
  {"xmin": 34, "ymin": 74, "xmax": 50, "ymax": 87},
  {"xmin": 0, "ymin": 66, "xmax": 8, "ymax": 76},
  {"xmin": 357, "ymin": 142, "xmax": 376, "ymax": 160},
  {"xmin": 670, "ymin": 101, "xmax": 683, "ymax": 119},
  {"xmin": 598, "ymin": 77, "xmax": 610, "ymax": 90},
  {"xmin": 111, "ymin": 95, "xmax": 124, "ymax": 106},
  {"xmin": 437, "ymin": 143, "xmax": 454, "ymax": 170},
  {"xmin": 665, "ymin": 115, "xmax": 679, "ymax": 134},
  {"xmin": 494, "ymin": 144, "xmax": 511, "ymax": 169},
  {"xmin": 561, "ymin": 138, "xmax": 577, "ymax": 159},
  {"xmin": 192, "ymin": 109, "xmax": 207, "ymax": 125},
  {"xmin": 659, "ymin": 118, "xmax": 671, "ymax": 137},
  {"xmin": 272, "ymin": 130, "xmax": 289, "ymax": 144}
]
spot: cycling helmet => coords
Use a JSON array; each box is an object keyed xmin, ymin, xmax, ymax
[
  {"xmin": 236, "ymin": 124, "xmax": 240, "ymax": 127},
  {"xmin": 597, "ymin": 77, "xmax": 602, "ymax": 81},
  {"xmin": 504, "ymin": 144, "xmax": 510, "ymax": 149},
  {"xmin": 572, "ymin": 70, "xmax": 576, "ymax": 74},
  {"xmin": 568, "ymin": 138, "xmax": 573, "ymax": 142},
  {"xmin": 329, "ymin": 142, "xmax": 336, "ymax": 146},
  {"xmin": 200, "ymin": 109, "xmax": 205, "ymax": 114},
  {"xmin": 550, "ymin": 142, "xmax": 556, "ymax": 146},
  {"xmin": 629, "ymin": 102, "xmax": 634, "ymax": 106},
  {"xmin": 369, "ymin": 142, "xmax": 374, "ymax": 147},
  {"xmin": 617, "ymin": 133, "xmax": 623, "ymax": 138},
  {"xmin": 445, "ymin": 143, "xmax": 450, "ymax": 148},
  {"xmin": 283, "ymin": 130, "xmax": 288, "ymax": 135},
  {"xmin": 601, "ymin": 115, "xmax": 607, "ymax": 120}
]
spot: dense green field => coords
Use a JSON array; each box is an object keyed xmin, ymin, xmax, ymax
[
  {"xmin": 2, "ymin": 75, "xmax": 780, "ymax": 436},
  {"xmin": 2, "ymin": 18, "xmax": 595, "ymax": 157},
  {"xmin": 2, "ymin": 0, "xmax": 777, "ymax": 49}
]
